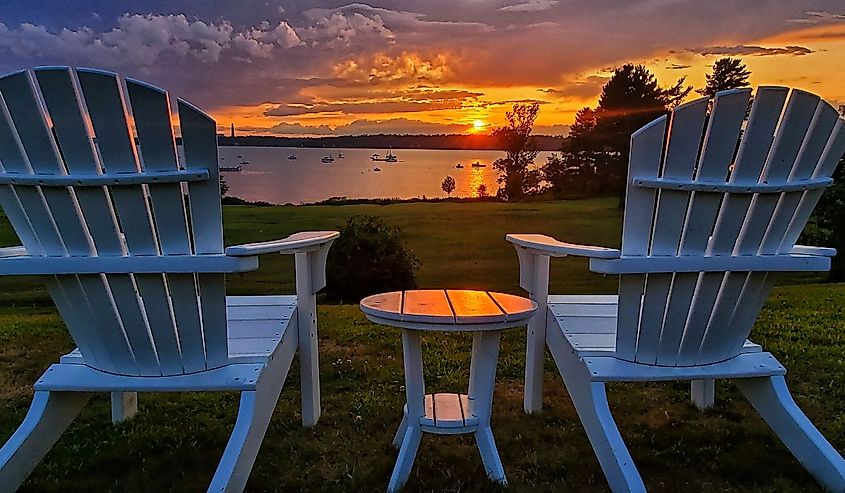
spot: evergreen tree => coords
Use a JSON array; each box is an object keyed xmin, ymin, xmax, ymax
[
  {"xmin": 544, "ymin": 64, "xmax": 691, "ymax": 206},
  {"xmin": 697, "ymin": 57, "xmax": 751, "ymax": 96}
]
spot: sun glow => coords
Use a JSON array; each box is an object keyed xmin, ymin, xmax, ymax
[{"xmin": 473, "ymin": 119, "xmax": 485, "ymax": 130}]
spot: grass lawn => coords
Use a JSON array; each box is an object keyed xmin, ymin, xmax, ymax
[{"xmin": 0, "ymin": 198, "xmax": 843, "ymax": 491}]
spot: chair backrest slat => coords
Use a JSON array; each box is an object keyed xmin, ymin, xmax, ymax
[
  {"xmin": 616, "ymin": 115, "xmax": 667, "ymax": 360},
  {"xmin": 616, "ymin": 86, "xmax": 845, "ymax": 366},
  {"xmin": 0, "ymin": 67, "xmax": 230, "ymax": 376},
  {"xmin": 179, "ymin": 99, "xmax": 227, "ymax": 368}
]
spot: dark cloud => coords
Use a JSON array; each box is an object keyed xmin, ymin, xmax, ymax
[
  {"xmin": 688, "ymin": 44, "xmax": 814, "ymax": 57},
  {"xmin": 666, "ymin": 63, "xmax": 691, "ymax": 70},
  {"xmin": 499, "ymin": 1, "xmax": 559, "ymax": 12},
  {"xmin": 264, "ymin": 87, "xmax": 483, "ymax": 117},
  {"xmin": 263, "ymin": 117, "xmax": 468, "ymax": 135},
  {"xmin": 789, "ymin": 10, "xmax": 845, "ymax": 24}
]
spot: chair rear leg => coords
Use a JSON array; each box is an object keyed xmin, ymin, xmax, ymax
[
  {"xmin": 110, "ymin": 392, "xmax": 138, "ymax": 424},
  {"xmin": 691, "ymin": 379, "xmax": 715, "ymax": 410},
  {"xmin": 0, "ymin": 391, "xmax": 91, "ymax": 489},
  {"xmin": 736, "ymin": 375, "xmax": 845, "ymax": 492}
]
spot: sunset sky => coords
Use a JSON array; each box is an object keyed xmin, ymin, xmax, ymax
[{"xmin": 1, "ymin": 1, "xmax": 843, "ymax": 137}]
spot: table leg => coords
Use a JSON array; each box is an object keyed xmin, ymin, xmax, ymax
[
  {"xmin": 389, "ymin": 329, "xmax": 425, "ymax": 491},
  {"xmin": 468, "ymin": 330, "xmax": 506, "ymax": 484}
]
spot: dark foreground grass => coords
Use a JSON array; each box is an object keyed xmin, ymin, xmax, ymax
[{"xmin": 0, "ymin": 199, "xmax": 842, "ymax": 491}]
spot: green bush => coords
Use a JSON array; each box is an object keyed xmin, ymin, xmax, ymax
[{"xmin": 324, "ymin": 215, "xmax": 420, "ymax": 302}]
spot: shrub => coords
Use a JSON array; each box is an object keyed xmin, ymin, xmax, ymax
[{"xmin": 325, "ymin": 215, "xmax": 420, "ymax": 302}]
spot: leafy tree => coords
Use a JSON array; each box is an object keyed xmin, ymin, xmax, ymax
[
  {"xmin": 492, "ymin": 102, "xmax": 542, "ymax": 201},
  {"xmin": 476, "ymin": 183, "xmax": 488, "ymax": 198},
  {"xmin": 325, "ymin": 215, "xmax": 420, "ymax": 302},
  {"xmin": 441, "ymin": 175, "xmax": 456, "ymax": 197},
  {"xmin": 697, "ymin": 57, "xmax": 751, "ymax": 96},
  {"xmin": 544, "ymin": 64, "xmax": 691, "ymax": 206}
]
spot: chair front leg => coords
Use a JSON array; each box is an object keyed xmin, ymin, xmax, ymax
[
  {"xmin": 293, "ymin": 239, "xmax": 335, "ymax": 428},
  {"xmin": 737, "ymin": 375, "xmax": 845, "ymax": 491},
  {"xmin": 513, "ymin": 247, "xmax": 551, "ymax": 414},
  {"xmin": 0, "ymin": 390, "xmax": 91, "ymax": 489}
]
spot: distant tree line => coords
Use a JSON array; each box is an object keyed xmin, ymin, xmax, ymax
[{"xmin": 211, "ymin": 133, "xmax": 566, "ymax": 151}]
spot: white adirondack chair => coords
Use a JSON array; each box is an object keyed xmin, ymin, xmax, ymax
[
  {"xmin": 508, "ymin": 87, "xmax": 845, "ymax": 491},
  {"xmin": 0, "ymin": 67, "xmax": 338, "ymax": 492}
]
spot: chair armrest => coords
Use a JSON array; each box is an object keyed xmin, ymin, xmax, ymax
[
  {"xmin": 0, "ymin": 245, "xmax": 27, "ymax": 258},
  {"xmin": 225, "ymin": 231, "xmax": 340, "ymax": 256},
  {"xmin": 0, "ymin": 254, "xmax": 257, "ymax": 275},
  {"xmin": 790, "ymin": 245, "xmax": 837, "ymax": 257},
  {"xmin": 506, "ymin": 234, "xmax": 620, "ymax": 259}
]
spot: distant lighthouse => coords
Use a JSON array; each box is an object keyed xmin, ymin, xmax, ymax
[{"xmin": 230, "ymin": 123, "xmax": 235, "ymax": 138}]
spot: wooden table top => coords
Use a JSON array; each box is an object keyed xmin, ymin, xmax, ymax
[{"xmin": 360, "ymin": 289, "xmax": 537, "ymax": 331}]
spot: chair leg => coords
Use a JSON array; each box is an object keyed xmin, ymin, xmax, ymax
[
  {"xmin": 209, "ymin": 342, "xmax": 294, "ymax": 493},
  {"xmin": 691, "ymin": 379, "xmax": 715, "ymax": 410},
  {"xmin": 566, "ymin": 378, "xmax": 646, "ymax": 492},
  {"xmin": 0, "ymin": 391, "xmax": 91, "ymax": 490},
  {"xmin": 736, "ymin": 375, "xmax": 845, "ymax": 492},
  {"xmin": 295, "ymin": 251, "xmax": 321, "ymax": 428},
  {"xmin": 548, "ymin": 338, "xmax": 645, "ymax": 492},
  {"xmin": 110, "ymin": 392, "xmax": 138, "ymax": 424},
  {"xmin": 208, "ymin": 384, "xmax": 284, "ymax": 493},
  {"xmin": 388, "ymin": 425, "xmax": 422, "ymax": 493}
]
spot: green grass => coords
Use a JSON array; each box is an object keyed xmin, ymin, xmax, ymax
[{"xmin": 0, "ymin": 199, "xmax": 842, "ymax": 491}]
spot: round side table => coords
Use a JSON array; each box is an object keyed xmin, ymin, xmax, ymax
[{"xmin": 360, "ymin": 289, "xmax": 537, "ymax": 492}]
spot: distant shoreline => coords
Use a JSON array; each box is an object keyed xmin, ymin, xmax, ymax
[{"xmin": 208, "ymin": 133, "xmax": 566, "ymax": 151}]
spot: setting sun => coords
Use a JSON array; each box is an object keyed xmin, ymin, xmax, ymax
[{"xmin": 473, "ymin": 120, "xmax": 485, "ymax": 130}]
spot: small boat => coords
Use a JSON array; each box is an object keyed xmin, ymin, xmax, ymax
[
  {"xmin": 455, "ymin": 163, "xmax": 464, "ymax": 169},
  {"xmin": 372, "ymin": 149, "xmax": 398, "ymax": 162},
  {"xmin": 236, "ymin": 155, "xmax": 243, "ymax": 158},
  {"xmin": 220, "ymin": 165, "xmax": 242, "ymax": 172},
  {"xmin": 336, "ymin": 153, "xmax": 344, "ymax": 158},
  {"xmin": 321, "ymin": 156, "xmax": 334, "ymax": 164},
  {"xmin": 471, "ymin": 161, "xmax": 486, "ymax": 168},
  {"xmin": 288, "ymin": 154, "xmax": 297, "ymax": 160},
  {"xmin": 239, "ymin": 160, "xmax": 250, "ymax": 165},
  {"xmin": 373, "ymin": 167, "xmax": 382, "ymax": 172}
]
